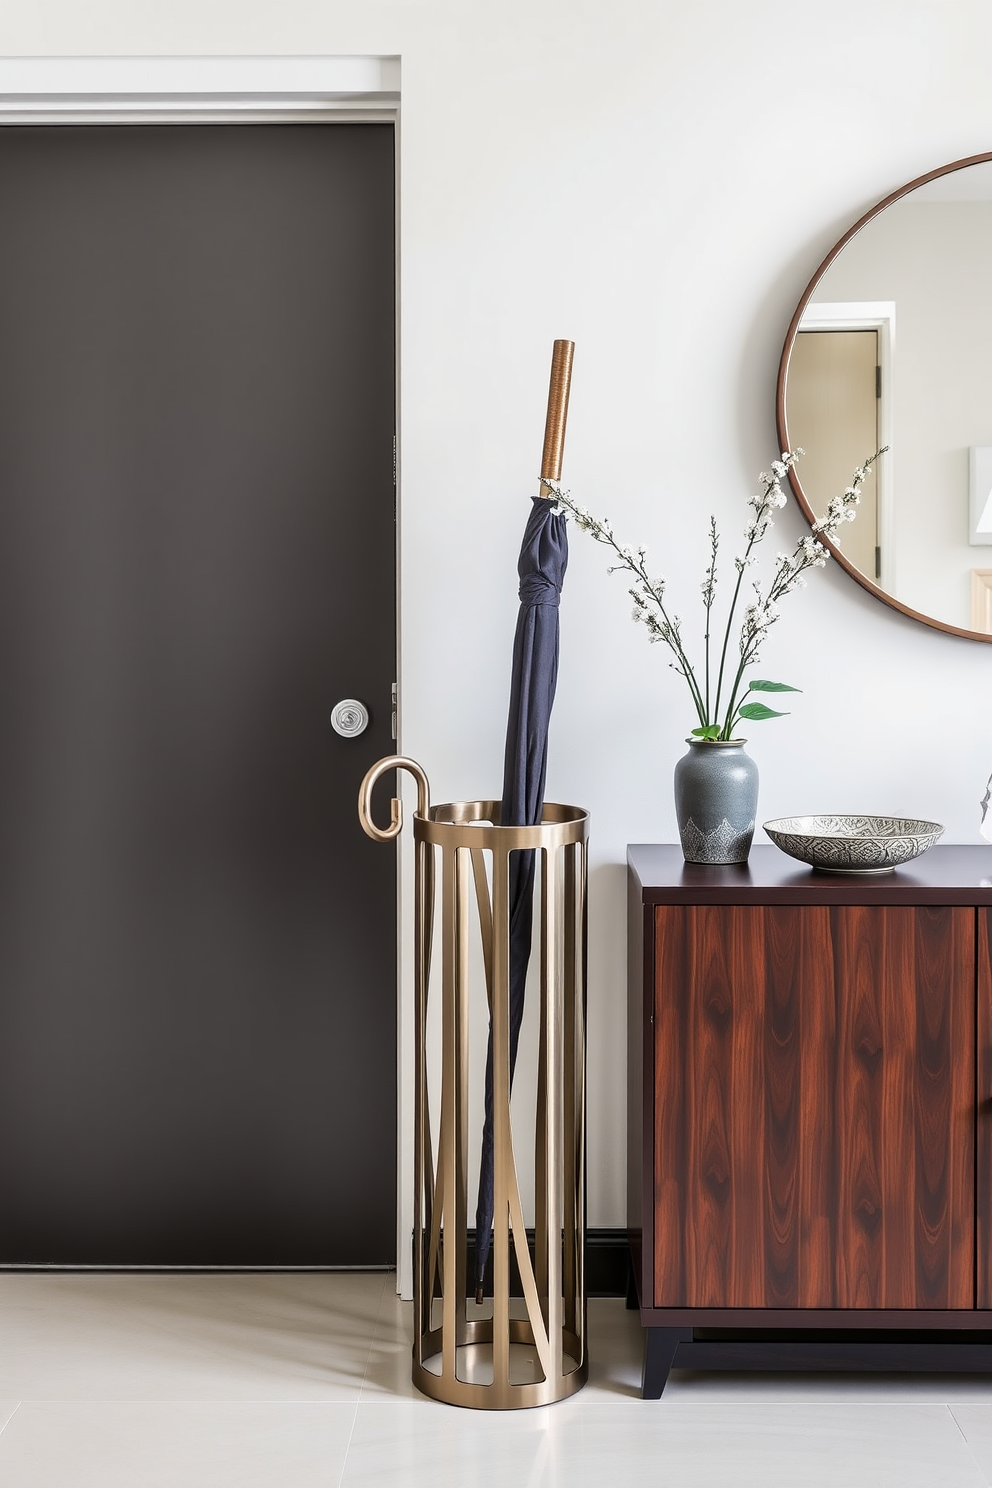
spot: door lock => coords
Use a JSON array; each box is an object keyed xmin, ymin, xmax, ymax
[{"xmin": 330, "ymin": 699, "xmax": 370, "ymax": 738}]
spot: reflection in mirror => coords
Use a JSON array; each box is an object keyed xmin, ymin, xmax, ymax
[{"xmin": 780, "ymin": 157, "xmax": 992, "ymax": 640}]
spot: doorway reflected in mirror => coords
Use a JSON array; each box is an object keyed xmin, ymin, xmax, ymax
[{"xmin": 779, "ymin": 154, "xmax": 992, "ymax": 641}]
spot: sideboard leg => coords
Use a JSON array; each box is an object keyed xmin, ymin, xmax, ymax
[
  {"xmin": 625, "ymin": 1253, "xmax": 639, "ymax": 1310},
  {"xmin": 642, "ymin": 1326, "xmax": 691, "ymax": 1399}
]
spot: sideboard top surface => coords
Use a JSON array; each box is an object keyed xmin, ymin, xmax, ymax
[{"xmin": 628, "ymin": 843, "xmax": 992, "ymax": 905}]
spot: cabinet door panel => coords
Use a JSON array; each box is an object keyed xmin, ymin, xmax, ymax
[
  {"xmin": 653, "ymin": 904, "xmax": 975, "ymax": 1310},
  {"xmin": 979, "ymin": 909, "xmax": 992, "ymax": 1308}
]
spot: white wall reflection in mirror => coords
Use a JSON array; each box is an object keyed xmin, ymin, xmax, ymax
[{"xmin": 782, "ymin": 159, "xmax": 992, "ymax": 637}]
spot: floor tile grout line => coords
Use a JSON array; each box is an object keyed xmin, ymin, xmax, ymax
[
  {"xmin": 946, "ymin": 1403, "xmax": 992, "ymax": 1488},
  {"xmin": 334, "ymin": 1400, "xmax": 361, "ymax": 1488},
  {"xmin": 355, "ymin": 1271, "xmax": 390, "ymax": 1403},
  {"xmin": 0, "ymin": 1401, "xmax": 21, "ymax": 1441}
]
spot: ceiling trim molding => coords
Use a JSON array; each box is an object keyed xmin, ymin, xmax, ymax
[{"xmin": 0, "ymin": 55, "xmax": 400, "ymax": 121}]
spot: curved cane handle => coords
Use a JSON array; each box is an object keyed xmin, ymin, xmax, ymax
[{"xmin": 358, "ymin": 755, "xmax": 431, "ymax": 843}]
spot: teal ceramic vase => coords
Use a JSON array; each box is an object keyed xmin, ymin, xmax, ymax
[{"xmin": 674, "ymin": 738, "xmax": 758, "ymax": 864}]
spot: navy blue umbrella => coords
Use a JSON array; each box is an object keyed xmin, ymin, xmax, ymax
[{"xmin": 473, "ymin": 342, "xmax": 573, "ymax": 1301}]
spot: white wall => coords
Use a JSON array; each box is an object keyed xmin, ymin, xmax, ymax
[{"xmin": 6, "ymin": 0, "xmax": 992, "ymax": 1292}]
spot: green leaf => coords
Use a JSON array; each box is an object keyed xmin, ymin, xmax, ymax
[
  {"xmin": 691, "ymin": 725, "xmax": 722, "ymax": 739},
  {"xmin": 747, "ymin": 679, "xmax": 802, "ymax": 693},
  {"xmin": 738, "ymin": 702, "xmax": 789, "ymax": 721}
]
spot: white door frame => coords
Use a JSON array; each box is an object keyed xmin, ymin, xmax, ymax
[
  {"xmin": 798, "ymin": 300, "xmax": 895, "ymax": 592},
  {"xmin": 0, "ymin": 56, "xmax": 407, "ymax": 1284}
]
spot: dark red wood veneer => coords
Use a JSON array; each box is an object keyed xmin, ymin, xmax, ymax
[{"xmin": 628, "ymin": 845, "xmax": 992, "ymax": 1393}]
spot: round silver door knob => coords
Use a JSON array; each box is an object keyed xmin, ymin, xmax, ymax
[{"xmin": 330, "ymin": 699, "xmax": 370, "ymax": 738}]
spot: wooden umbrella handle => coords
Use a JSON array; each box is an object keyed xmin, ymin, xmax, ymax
[{"xmin": 540, "ymin": 339, "xmax": 575, "ymax": 482}]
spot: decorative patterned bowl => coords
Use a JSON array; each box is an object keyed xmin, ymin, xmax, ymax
[{"xmin": 762, "ymin": 814, "xmax": 944, "ymax": 873}]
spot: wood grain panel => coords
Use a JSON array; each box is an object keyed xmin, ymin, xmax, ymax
[
  {"xmin": 832, "ymin": 905, "xmax": 888, "ymax": 1307},
  {"xmin": 654, "ymin": 903, "xmax": 974, "ymax": 1311},
  {"xmin": 979, "ymin": 909, "xmax": 992, "ymax": 1309},
  {"xmin": 683, "ymin": 905, "xmax": 738, "ymax": 1305},
  {"xmin": 911, "ymin": 907, "xmax": 974, "ymax": 1309},
  {"xmin": 627, "ymin": 871, "xmax": 647, "ymax": 1305},
  {"xmin": 655, "ymin": 905, "xmax": 804, "ymax": 1307},
  {"xmin": 798, "ymin": 907, "xmax": 836, "ymax": 1307},
  {"xmin": 763, "ymin": 906, "xmax": 809, "ymax": 1306},
  {"xmin": 652, "ymin": 906, "xmax": 687, "ymax": 1305},
  {"xmin": 685, "ymin": 906, "xmax": 768, "ymax": 1306}
]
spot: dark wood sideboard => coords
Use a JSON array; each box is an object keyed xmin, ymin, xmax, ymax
[{"xmin": 628, "ymin": 844, "xmax": 992, "ymax": 1396}]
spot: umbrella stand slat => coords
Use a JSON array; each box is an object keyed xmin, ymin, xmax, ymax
[
  {"xmin": 562, "ymin": 841, "xmax": 582, "ymax": 1345},
  {"xmin": 505, "ymin": 1122, "xmax": 554, "ymax": 1382},
  {"xmin": 543, "ymin": 844, "xmax": 563, "ymax": 1382},
  {"xmin": 469, "ymin": 847, "xmax": 494, "ymax": 1013},
  {"xmin": 416, "ymin": 838, "xmax": 444, "ymax": 1334},
  {"xmin": 490, "ymin": 841, "xmax": 512, "ymax": 1388},
  {"xmin": 425, "ymin": 1160, "xmax": 444, "ymax": 1318},
  {"xmin": 534, "ymin": 849, "xmax": 550, "ymax": 1322},
  {"xmin": 439, "ymin": 841, "xmax": 460, "ymax": 1378},
  {"xmin": 413, "ymin": 835, "xmax": 429, "ymax": 1357},
  {"xmin": 454, "ymin": 848, "xmax": 472, "ymax": 1349}
]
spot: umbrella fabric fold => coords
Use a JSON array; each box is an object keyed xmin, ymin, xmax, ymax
[{"xmin": 473, "ymin": 494, "xmax": 568, "ymax": 1296}]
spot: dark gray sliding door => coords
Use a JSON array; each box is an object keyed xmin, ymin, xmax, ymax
[{"xmin": 0, "ymin": 122, "xmax": 396, "ymax": 1264}]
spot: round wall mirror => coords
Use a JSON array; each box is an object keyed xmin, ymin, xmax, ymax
[{"xmin": 777, "ymin": 152, "xmax": 992, "ymax": 642}]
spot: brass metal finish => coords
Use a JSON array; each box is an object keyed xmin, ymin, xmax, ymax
[
  {"xmin": 413, "ymin": 797, "xmax": 589, "ymax": 1407},
  {"xmin": 358, "ymin": 754, "xmax": 431, "ymax": 842},
  {"xmin": 360, "ymin": 758, "xmax": 589, "ymax": 1408},
  {"xmin": 540, "ymin": 339, "xmax": 575, "ymax": 482}
]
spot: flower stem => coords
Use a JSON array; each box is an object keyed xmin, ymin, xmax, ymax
[
  {"xmin": 713, "ymin": 516, "xmax": 763, "ymax": 723},
  {"xmin": 703, "ymin": 517, "xmax": 717, "ymax": 723},
  {"xmin": 721, "ymin": 650, "xmax": 756, "ymax": 739}
]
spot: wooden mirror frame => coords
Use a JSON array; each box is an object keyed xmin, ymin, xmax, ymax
[{"xmin": 776, "ymin": 150, "xmax": 992, "ymax": 643}]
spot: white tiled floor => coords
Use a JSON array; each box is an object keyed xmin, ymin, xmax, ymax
[{"xmin": 0, "ymin": 1274, "xmax": 989, "ymax": 1485}]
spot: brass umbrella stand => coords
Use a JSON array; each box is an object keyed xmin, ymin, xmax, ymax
[
  {"xmin": 358, "ymin": 759, "xmax": 588, "ymax": 1407},
  {"xmin": 357, "ymin": 339, "xmax": 587, "ymax": 1408}
]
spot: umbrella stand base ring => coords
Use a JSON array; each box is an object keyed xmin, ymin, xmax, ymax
[
  {"xmin": 413, "ymin": 1352, "xmax": 588, "ymax": 1411},
  {"xmin": 411, "ymin": 800, "xmax": 589, "ymax": 1410}
]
